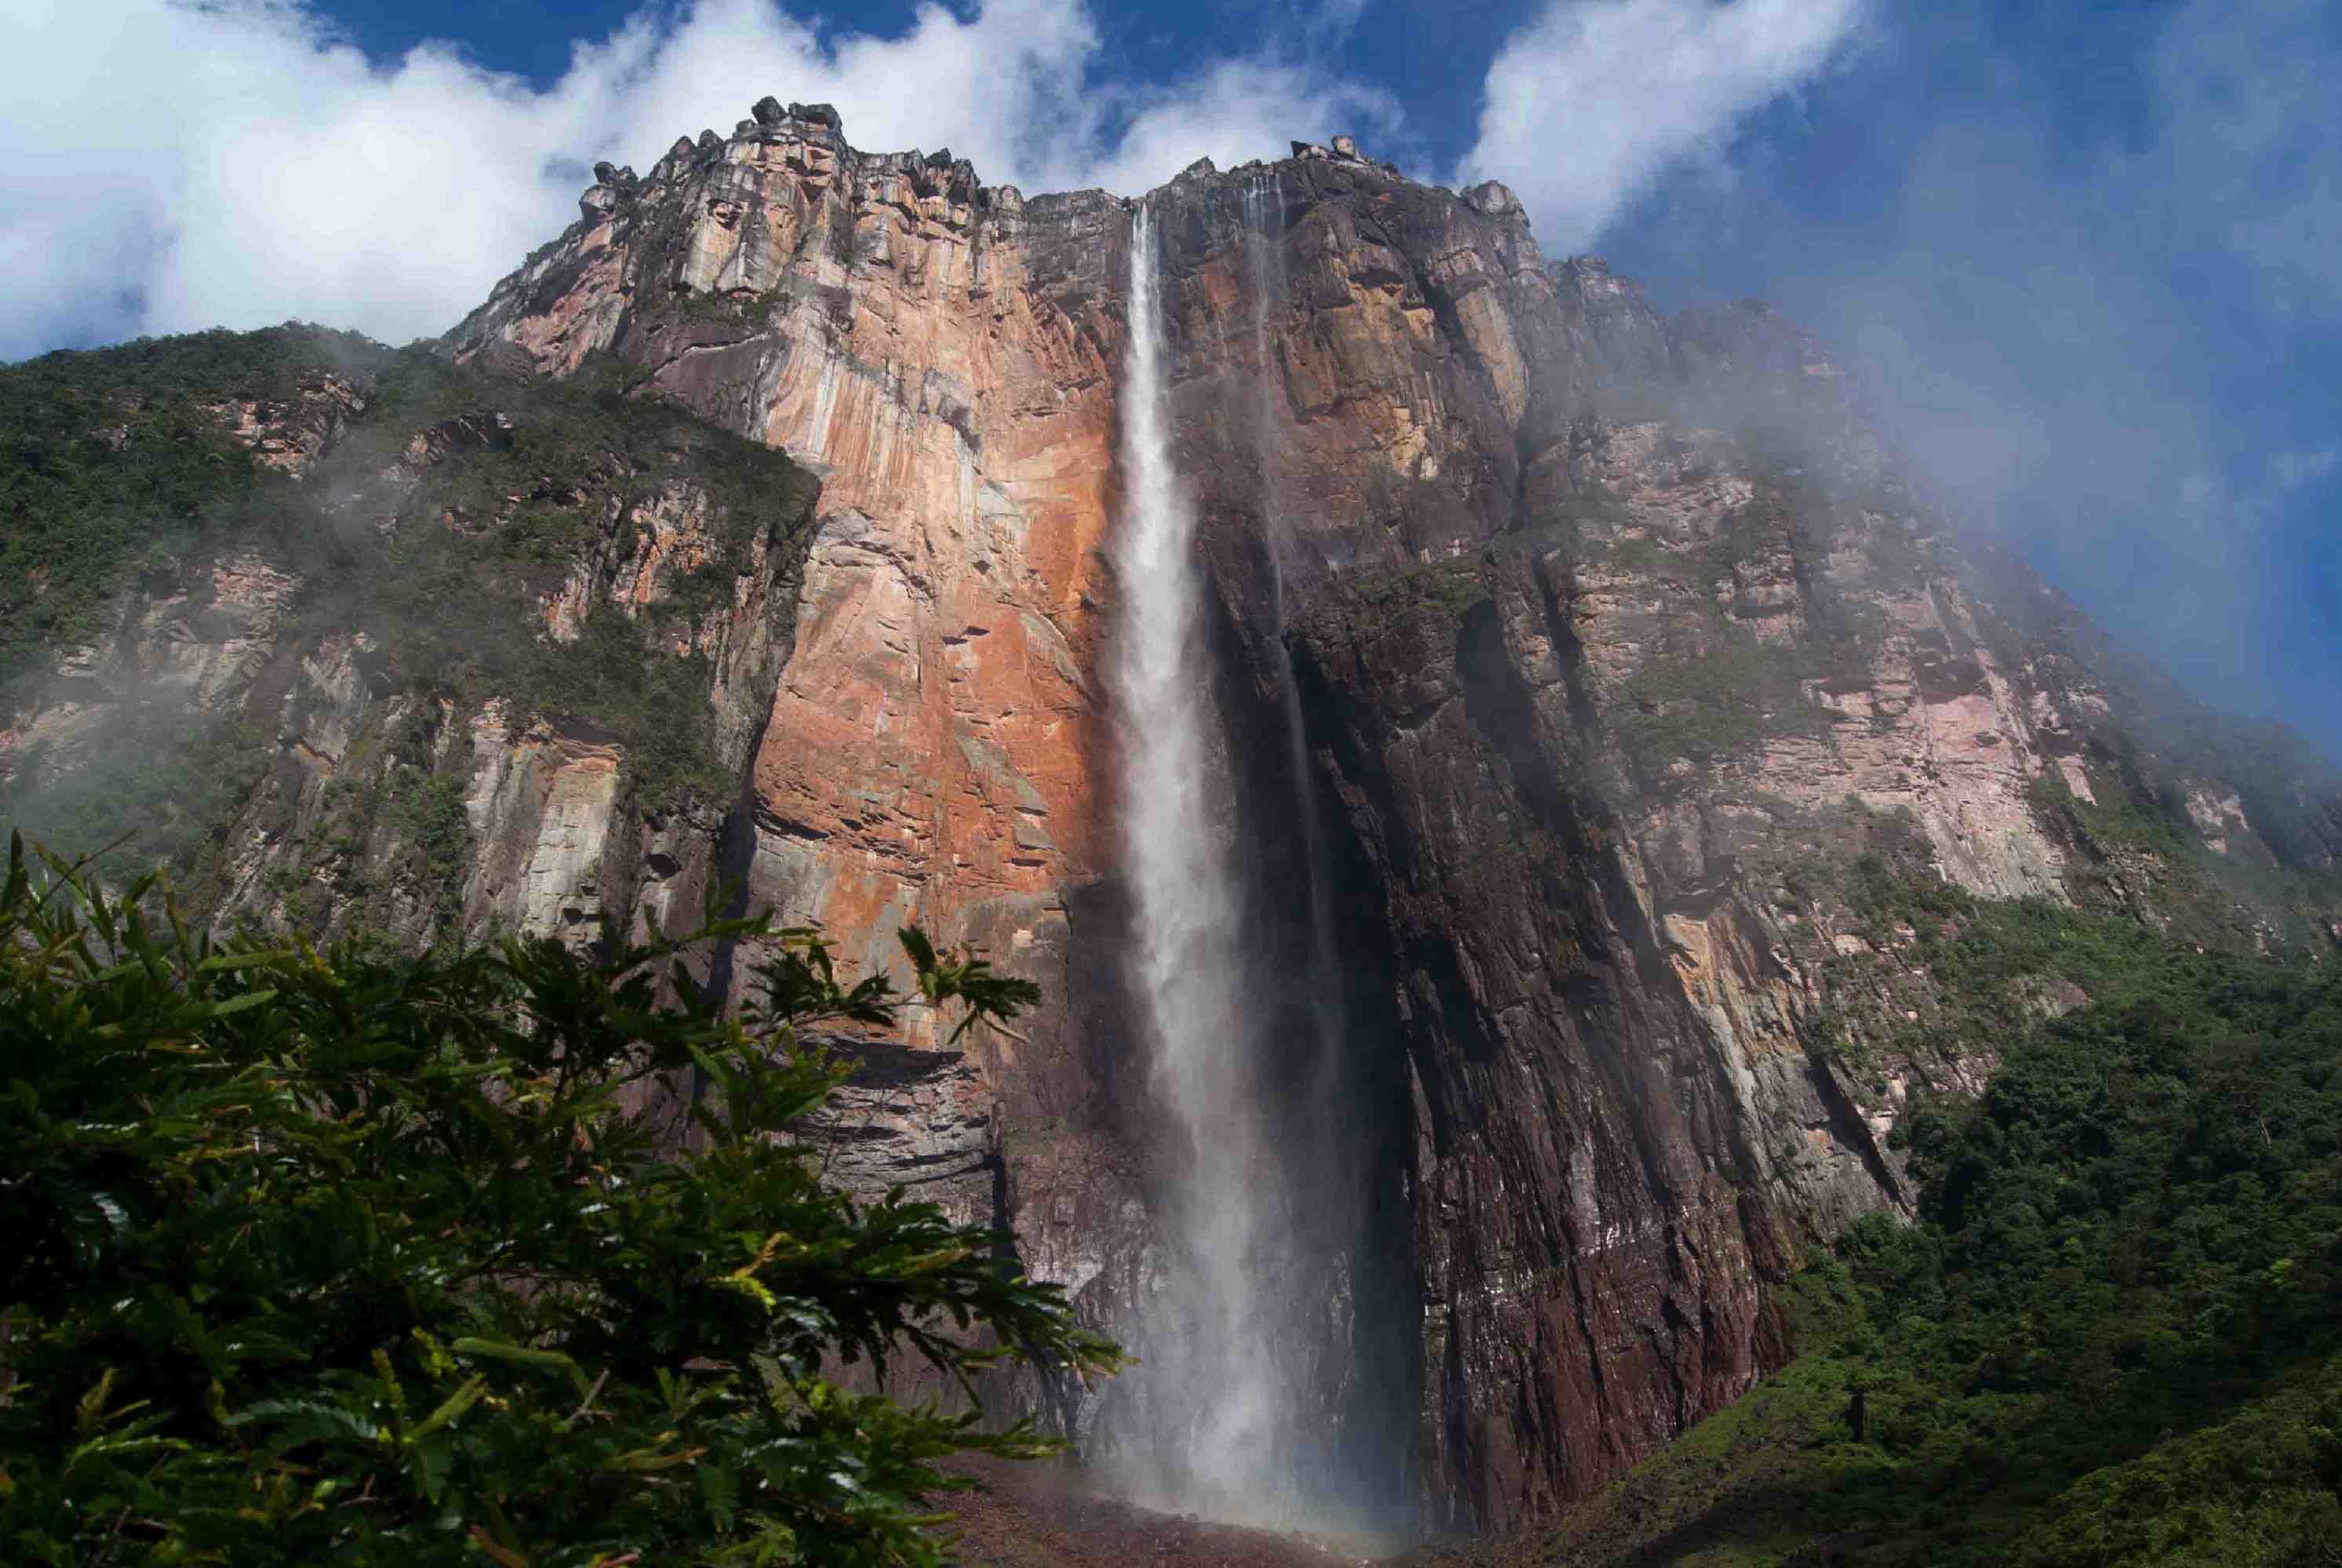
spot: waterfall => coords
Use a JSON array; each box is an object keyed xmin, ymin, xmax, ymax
[
  {"xmin": 1106, "ymin": 202, "xmax": 1300, "ymax": 1523},
  {"xmin": 1100, "ymin": 194, "xmax": 1406, "ymax": 1543}
]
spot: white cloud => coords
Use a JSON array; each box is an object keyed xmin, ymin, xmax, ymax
[
  {"xmin": 0, "ymin": 0, "xmax": 1882, "ymax": 359},
  {"xmin": 1460, "ymin": 0, "xmax": 1867, "ymax": 253},
  {"xmin": 1055, "ymin": 58, "xmax": 1405, "ymax": 195},
  {"xmin": 0, "ymin": 0, "xmax": 1386, "ymax": 358}
]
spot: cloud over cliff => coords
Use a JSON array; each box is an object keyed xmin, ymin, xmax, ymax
[
  {"xmin": 1461, "ymin": 0, "xmax": 1867, "ymax": 253},
  {"xmin": 1580, "ymin": 0, "xmax": 2342, "ymax": 745},
  {"xmin": 0, "ymin": 0, "xmax": 1854, "ymax": 358},
  {"xmin": 0, "ymin": 0, "xmax": 1389, "ymax": 355}
]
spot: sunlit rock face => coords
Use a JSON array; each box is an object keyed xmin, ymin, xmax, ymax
[
  {"xmin": 446, "ymin": 108, "xmax": 1160, "ymax": 1413},
  {"xmin": 438, "ymin": 111, "xmax": 2339, "ymax": 1534},
  {"xmin": 451, "ymin": 106, "xmax": 1127, "ymax": 1018}
]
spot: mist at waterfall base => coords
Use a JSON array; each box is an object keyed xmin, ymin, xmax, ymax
[{"xmin": 1091, "ymin": 201, "xmax": 1405, "ymax": 1540}]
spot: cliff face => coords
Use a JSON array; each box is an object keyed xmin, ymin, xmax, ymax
[
  {"xmin": 438, "ymin": 111, "xmax": 2342, "ymax": 1530},
  {"xmin": 1131, "ymin": 155, "xmax": 2071, "ymax": 1523},
  {"xmin": 11, "ymin": 105, "xmax": 2340, "ymax": 1538},
  {"xmin": 446, "ymin": 104, "xmax": 1165, "ymax": 1356}
]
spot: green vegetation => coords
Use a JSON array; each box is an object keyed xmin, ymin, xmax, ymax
[
  {"xmin": 1345, "ymin": 555, "xmax": 1492, "ymax": 622},
  {"xmin": 1610, "ymin": 635, "xmax": 1830, "ymax": 773},
  {"xmin": 1589, "ymin": 531, "xmax": 1675, "ymax": 579},
  {"xmin": 1724, "ymin": 464, "xmax": 1905, "ymax": 690},
  {"xmin": 2029, "ymin": 772, "xmax": 2198, "ymax": 865},
  {"xmin": 385, "ymin": 764, "xmax": 474, "ymax": 911},
  {"xmin": 1513, "ymin": 456, "xmax": 1851, "ymax": 782},
  {"xmin": 0, "ymin": 837, "xmax": 1117, "ymax": 1565},
  {"xmin": 251, "ymin": 715, "xmax": 480, "ymax": 942},
  {"xmin": 676, "ymin": 285, "xmax": 797, "ymax": 330},
  {"xmin": 0, "ymin": 326, "xmax": 389, "ymax": 693},
  {"xmin": 1957, "ymin": 535, "xmax": 2341, "ymax": 875},
  {"xmin": 2026, "ymin": 773, "xmax": 2342, "ymax": 951},
  {"xmin": 1514, "ymin": 478, "xmax": 1634, "ymax": 561},
  {"xmin": 497, "ymin": 606, "xmax": 745, "ymax": 806},
  {"xmin": 1830, "ymin": 846, "xmax": 2173, "ymax": 1044},
  {"xmin": 1534, "ymin": 873, "xmax": 2342, "ymax": 1567},
  {"xmin": 264, "ymin": 346, "xmax": 818, "ymax": 809},
  {"xmin": 0, "ymin": 708, "xmax": 277, "ymax": 895}
]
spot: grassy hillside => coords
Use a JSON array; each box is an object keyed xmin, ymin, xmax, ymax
[{"xmin": 0, "ymin": 326, "xmax": 391, "ymax": 693}]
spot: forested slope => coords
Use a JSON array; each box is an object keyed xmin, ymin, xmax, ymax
[{"xmin": 1474, "ymin": 868, "xmax": 2342, "ymax": 1567}]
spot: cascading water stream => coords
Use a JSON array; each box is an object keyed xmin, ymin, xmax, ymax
[{"xmin": 1105, "ymin": 202, "xmax": 1302, "ymax": 1524}]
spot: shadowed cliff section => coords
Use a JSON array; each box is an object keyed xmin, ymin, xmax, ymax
[
  {"xmin": 1120, "ymin": 136, "xmax": 2342, "ymax": 1531},
  {"xmin": 1440, "ymin": 897, "xmax": 2342, "ymax": 1568}
]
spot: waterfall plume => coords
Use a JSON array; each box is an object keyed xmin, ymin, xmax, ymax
[{"xmin": 1102, "ymin": 200, "xmax": 1306, "ymax": 1527}]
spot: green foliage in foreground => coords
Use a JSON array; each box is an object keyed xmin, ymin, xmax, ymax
[
  {"xmin": 1533, "ymin": 930, "xmax": 2342, "ymax": 1566},
  {"xmin": 0, "ymin": 838, "xmax": 1117, "ymax": 1566}
]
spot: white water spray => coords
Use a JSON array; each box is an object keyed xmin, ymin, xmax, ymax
[{"xmin": 1106, "ymin": 202, "xmax": 1302, "ymax": 1523}]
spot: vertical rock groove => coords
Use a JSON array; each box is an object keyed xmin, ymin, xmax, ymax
[{"xmin": 1245, "ymin": 173, "xmax": 1348, "ymax": 1104}]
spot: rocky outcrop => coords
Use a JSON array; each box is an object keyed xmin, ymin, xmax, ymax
[
  {"xmin": 447, "ymin": 103, "xmax": 1161, "ymax": 1450},
  {"xmin": 3, "ymin": 553, "xmax": 304, "ymax": 783},
  {"xmin": 205, "ymin": 371, "xmax": 368, "ymax": 475}
]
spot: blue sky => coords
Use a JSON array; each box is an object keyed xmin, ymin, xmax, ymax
[{"xmin": 2, "ymin": 0, "xmax": 2336, "ymax": 758}]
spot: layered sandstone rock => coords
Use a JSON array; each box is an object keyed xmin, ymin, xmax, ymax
[
  {"xmin": 448, "ymin": 108, "xmax": 1163, "ymax": 1442},
  {"xmin": 452, "ymin": 110, "xmax": 1128, "ymax": 1002},
  {"xmin": 4, "ymin": 553, "xmax": 304, "ymax": 781},
  {"xmin": 204, "ymin": 371, "xmax": 367, "ymax": 475},
  {"xmin": 2, "ymin": 356, "xmax": 825, "ymax": 1003}
]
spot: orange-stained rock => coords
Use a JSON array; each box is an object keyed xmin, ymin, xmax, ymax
[
  {"xmin": 206, "ymin": 372, "xmax": 367, "ymax": 475},
  {"xmin": 453, "ymin": 118, "xmax": 1125, "ymax": 1009}
]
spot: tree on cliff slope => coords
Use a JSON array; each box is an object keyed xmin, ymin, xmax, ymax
[{"xmin": 0, "ymin": 834, "xmax": 1117, "ymax": 1566}]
